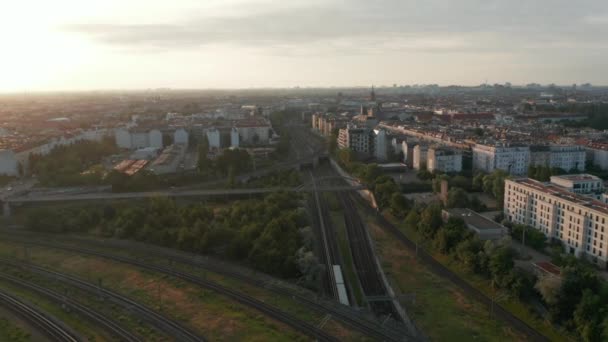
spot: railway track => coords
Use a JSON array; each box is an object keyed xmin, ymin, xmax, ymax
[
  {"xmin": 0, "ymin": 258, "xmax": 204, "ymax": 342},
  {"xmin": 1, "ymin": 232, "xmax": 416, "ymax": 340},
  {"xmin": 0, "ymin": 287, "xmax": 81, "ymax": 342},
  {"xmin": 350, "ymin": 194, "xmax": 550, "ymax": 342},
  {"xmin": 309, "ymin": 194, "xmax": 334, "ymax": 298},
  {"xmin": 339, "ymin": 192, "xmax": 402, "ymax": 320},
  {"xmin": 309, "ymin": 171, "xmax": 339, "ymax": 303},
  {"xmin": 0, "ymin": 271, "xmax": 141, "ymax": 342},
  {"xmin": 2, "ymin": 238, "xmax": 339, "ymax": 342}
]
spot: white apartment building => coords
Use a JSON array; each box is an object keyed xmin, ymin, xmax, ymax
[
  {"xmin": 586, "ymin": 143, "xmax": 608, "ymax": 171},
  {"xmin": 473, "ymin": 144, "xmax": 530, "ymax": 175},
  {"xmin": 206, "ymin": 128, "xmax": 221, "ymax": 149},
  {"xmin": 174, "ymin": 128, "xmax": 189, "ymax": 146},
  {"xmin": 230, "ymin": 127, "xmax": 240, "ymax": 148},
  {"xmin": 0, "ymin": 150, "xmax": 19, "ymax": 176},
  {"xmin": 504, "ymin": 176, "xmax": 608, "ymax": 267},
  {"xmin": 530, "ymin": 145, "xmax": 585, "ymax": 172},
  {"xmin": 412, "ymin": 144, "xmax": 429, "ymax": 170},
  {"xmin": 235, "ymin": 121, "xmax": 270, "ymax": 144},
  {"xmin": 427, "ymin": 146, "xmax": 463, "ymax": 173},
  {"xmin": 373, "ymin": 129, "xmax": 388, "ymax": 162},
  {"xmin": 115, "ymin": 128, "xmax": 164, "ymax": 150}
]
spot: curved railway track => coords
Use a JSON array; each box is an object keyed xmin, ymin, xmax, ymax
[
  {"xmin": 2, "ymin": 231, "xmax": 415, "ymax": 341},
  {"xmin": 0, "ymin": 288, "xmax": 80, "ymax": 342},
  {"xmin": 2, "ymin": 239, "xmax": 338, "ymax": 342},
  {"xmin": 0, "ymin": 258, "xmax": 204, "ymax": 342},
  {"xmin": 0, "ymin": 271, "xmax": 141, "ymax": 342}
]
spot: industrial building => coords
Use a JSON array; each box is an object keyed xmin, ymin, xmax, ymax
[
  {"xmin": 148, "ymin": 144, "xmax": 187, "ymax": 175},
  {"xmin": 442, "ymin": 208, "xmax": 507, "ymax": 240}
]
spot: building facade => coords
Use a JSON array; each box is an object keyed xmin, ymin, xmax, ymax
[
  {"xmin": 0, "ymin": 150, "xmax": 18, "ymax": 176},
  {"xmin": 373, "ymin": 129, "xmax": 387, "ymax": 161},
  {"xmin": 472, "ymin": 144, "xmax": 530, "ymax": 175},
  {"xmin": 338, "ymin": 124, "xmax": 371, "ymax": 154},
  {"xmin": 412, "ymin": 144, "xmax": 429, "ymax": 170},
  {"xmin": 230, "ymin": 127, "xmax": 240, "ymax": 148},
  {"xmin": 427, "ymin": 146, "xmax": 463, "ymax": 173},
  {"xmin": 586, "ymin": 143, "xmax": 608, "ymax": 171},
  {"xmin": 504, "ymin": 176, "xmax": 608, "ymax": 267},
  {"xmin": 530, "ymin": 145, "xmax": 585, "ymax": 172}
]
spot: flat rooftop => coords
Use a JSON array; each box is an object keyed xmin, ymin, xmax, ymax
[
  {"xmin": 510, "ymin": 178, "xmax": 608, "ymax": 215},
  {"xmin": 444, "ymin": 208, "xmax": 505, "ymax": 231},
  {"xmin": 534, "ymin": 261, "xmax": 561, "ymax": 276},
  {"xmin": 551, "ymin": 174, "xmax": 600, "ymax": 182}
]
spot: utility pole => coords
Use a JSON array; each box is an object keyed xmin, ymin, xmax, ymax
[
  {"xmin": 97, "ymin": 277, "xmax": 104, "ymax": 301},
  {"xmin": 490, "ymin": 279, "xmax": 495, "ymax": 318},
  {"xmin": 521, "ymin": 225, "xmax": 527, "ymax": 256},
  {"xmin": 157, "ymin": 277, "xmax": 162, "ymax": 312}
]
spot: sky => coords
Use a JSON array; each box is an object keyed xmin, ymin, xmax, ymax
[{"xmin": 1, "ymin": 0, "xmax": 607, "ymax": 91}]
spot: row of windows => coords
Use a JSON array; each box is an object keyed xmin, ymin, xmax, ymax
[{"xmin": 586, "ymin": 245, "xmax": 604, "ymax": 257}]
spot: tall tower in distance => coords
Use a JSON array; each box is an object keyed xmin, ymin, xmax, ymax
[{"xmin": 370, "ymin": 85, "xmax": 376, "ymax": 102}]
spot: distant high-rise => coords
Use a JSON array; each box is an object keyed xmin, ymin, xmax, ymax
[{"xmin": 370, "ymin": 85, "xmax": 376, "ymax": 101}]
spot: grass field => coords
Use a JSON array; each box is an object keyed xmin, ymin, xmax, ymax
[
  {"xmin": 0, "ymin": 242, "xmax": 307, "ymax": 341},
  {"xmin": 378, "ymin": 209, "xmax": 571, "ymax": 342},
  {"xmin": 0, "ymin": 279, "xmax": 108, "ymax": 341},
  {"xmin": 0, "ymin": 316, "xmax": 31, "ymax": 342},
  {"xmin": 358, "ymin": 208, "xmax": 529, "ymax": 341},
  {"xmin": 0, "ymin": 239, "xmax": 374, "ymax": 341}
]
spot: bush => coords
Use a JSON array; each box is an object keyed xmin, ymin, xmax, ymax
[{"xmin": 511, "ymin": 225, "xmax": 547, "ymax": 251}]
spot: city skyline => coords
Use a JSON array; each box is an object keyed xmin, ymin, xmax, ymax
[{"xmin": 2, "ymin": 0, "xmax": 608, "ymax": 91}]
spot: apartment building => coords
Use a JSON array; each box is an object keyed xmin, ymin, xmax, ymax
[
  {"xmin": 412, "ymin": 144, "xmax": 429, "ymax": 170},
  {"xmin": 311, "ymin": 113, "xmax": 348, "ymax": 136},
  {"xmin": 427, "ymin": 146, "xmax": 463, "ymax": 173},
  {"xmin": 338, "ymin": 124, "xmax": 371, "ymax": 154},
  {"xmin": 0, "ymin": 150, "xmax": 19, "ymax": 176},
  {"xmin": 373, "ymin": 128, "xmax": 388, "ymax": 161},
  {"xmin": 530, "ymin": 145, "xmax": 585, "ymax": 172},
  {"xmin": 473, "ymin": 144, "xmax": 530, "ymax": 175},
  {"xmin": 474, "ymin": 143, "xmax": 586, "ymax": 176},
  {"xmin": 337, "ymin": 124, "xmax": 388, "ymax": 161},
  {"xmin": 504, "ymin": 175, "xmax": 608, "ymax": 267},
  {"xmin": 586, "ymin": 142, "xmax": 608, "ymax": 170}
]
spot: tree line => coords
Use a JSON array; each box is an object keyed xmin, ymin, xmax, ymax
[
  {"xmin": 29, "ymin": 137, "xmax": 119, "ymax": 186},
  {"xmin": 24, "ymin": 192, "xmax": 313, "ymax": 279}
]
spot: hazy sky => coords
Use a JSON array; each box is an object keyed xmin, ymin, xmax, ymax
[{"xmin": 2, "ymin": 0, "xmax": 607, "ymax": 91}]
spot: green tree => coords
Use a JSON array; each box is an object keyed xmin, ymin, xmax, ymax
[
  {"xmin": 197, "ymin": 140, "xmax": 210, "ymax": 172},
  {"xmin": 455, "ymin": 238, "xmax": 483, "ymax": 272},
  {"xmin": 573, "ymin": 290, "xmax": 604, "ymax": 342},
  {"xmin": 551, "ymin": 266, "xmax": 600, "ymax": 324},
  {"xmin": 446, "ymin": 187, "xmax": 470, "ymax": 208},
  {"xmin": 472, "ymin": 173, "xmax": 484, "ymax": 191},
  {"xmin": 418, "ymin": 204, "xmax": 443, "ymax": 239},
  {"xmin": 389, "ymin": 192, "xmax": 409, "ymax": 218},
  {"xmin": 489, "ymin": 246, "xmax": 514, "ymax": 281},
  {"xmin": 404, "ymin": 210, "xmax": 420, "ymax": 231}
]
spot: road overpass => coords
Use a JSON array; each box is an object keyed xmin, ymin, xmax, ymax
[{"xmin": 1, "ymin": 183, "xmax": 362, "ymax": 217}]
